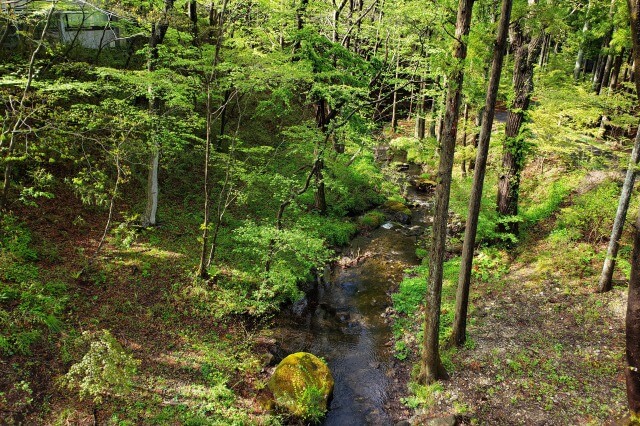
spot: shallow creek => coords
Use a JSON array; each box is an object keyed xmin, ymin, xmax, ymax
[{"xmin": 273, "ymin": 154, "xmax": 433, "ymax": 424}]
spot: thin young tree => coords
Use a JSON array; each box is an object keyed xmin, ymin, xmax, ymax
[
  {"xmin": 597, "ymin": 128, "xmax": 640, "ymax": 293},
  {"xmin": 574, "ymin": 0, "xmax": 591, "ymax": 80},
  {"xmin": 141, "ymin": 0, "xmax": 174, "ymax": 227},
  {"xmin": 450, "ymin": 0, "xmax": 513, "ymax": 347},
  {"xmin": 197, "ymin": 0, "xmax": 228, "ymax": 279},
  {"xmin": 419, "ymin": 0, "xmax": 475, "ymax": 385}
]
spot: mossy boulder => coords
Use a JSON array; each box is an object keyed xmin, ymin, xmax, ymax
[
  {"xmin": 409, "ymin": 177, "xmax": 437, "ymax": 192},
  {"xmin": 359, "ymin": 211, "xmax": 386, "ymax": 229},
  {"xmin": 383, "ymin": 200, "xmax": 412, "ymax": 224},
  {"xmin": 267, "ymin": 352, "xmax": 334, "ymax": 421},
  {"xmin": 383, "ymin": 200, "xmax": 412, "ymax": 216}
]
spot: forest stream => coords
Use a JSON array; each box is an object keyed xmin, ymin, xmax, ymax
[{"xmin": 273, "ymin": 150, "xmax": 433, "ymax": 424}]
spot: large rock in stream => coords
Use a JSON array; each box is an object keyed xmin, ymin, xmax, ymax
[{"xmin": 267, "ymin": 352, "xmax": 334, "ymax": 421}]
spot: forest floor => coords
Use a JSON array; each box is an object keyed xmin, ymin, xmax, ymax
[{"xmin": 411, "ymin": 169, "xmax": 630, "ymax": 425}]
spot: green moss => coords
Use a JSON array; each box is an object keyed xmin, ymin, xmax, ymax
[
  {"xmin": 267, "ymin": 352, "xmax": 334, "ymax": 421},
  {"xmin": 359, "ymin": 211, "xmax": 386, "ymax": 228},
  {"xmin": 383, "ymin": 200, "xmax": 411, "ymax": 216}
]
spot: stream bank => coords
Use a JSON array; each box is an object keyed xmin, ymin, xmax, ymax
[{"xmin": 269, "ymin": 148, "xmax": 433, "ymax": 424}]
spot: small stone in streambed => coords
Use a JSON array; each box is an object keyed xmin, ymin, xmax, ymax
[{"xmin": 336, "ymin": 311, "xmax": 350, "ymax": 322}]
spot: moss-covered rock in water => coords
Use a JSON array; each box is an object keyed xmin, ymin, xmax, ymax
[
  {"xmin": 383, "ymin": 200, "xmax": 412, "ymax": 224},
  {"xmin": 409, "ymin": 177, "xmax": 437, "ymax": 192},
  {"xmin": 267, "ymin": 352, "xmax": 334, "ymax": 421},
  {"xmin": 383, "ymin": 200, "xmax": 411, "ymax": 216}
]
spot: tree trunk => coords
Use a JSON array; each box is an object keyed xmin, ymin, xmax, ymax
[
  {"xmin": 574, "ymin": 3, "xmax": 590, "ymax": 81},
  {"xmin": 415, "ymin": 81, "xmax": 426, "ymax": 139},
  {"xmin": 197, "ymin": 0, "xmax": 227, "ymax": 278},
  {"xmin": 391, "ymin": 42, "xmax": 400, "ymax": 132},
  {"xmin": 189, "ymin": 0, "xmax": 198, "ymax": 45},
  {"xmin": 142, "ymin": 0, "xmax": 173, "ymax": 227},
  {"xmin": 627, "ymin": 202, "xmax": 640, "ymax": 419},
  {"xmin": 609, "ymin": 48, "xmax": 625, "ymax": 93},
  {"xmin": 314, "ymin": 157, "xmax": 327, "ymax": 214},
  {"xmin": 468, "ymin": 107, "xmax": 482, "ymax": 171},
  {"xmin": 293, "ymin": 0, "xmax": 309, "ymax": 52},
  {"xmin": 94, "ymin": 15, "xmax": 112, "ymax": 63},
  {"xmin": 598, "ymin": 128, "xmax": 640, "ymax": 292},
  {"xmin": 496, "ymin": 20, "xmax": 543, "ymax": 235},
  {"xmin": 419, "ymin": 0, "xmax": 474, "ymax": 385},
  {"xmin": 625, "ymin": 0, "xmax": 640, "ymax": 418},
  {"xmin": 598, "ymin": 54, "xmax": 614, "ymax": 95},
  {"xmin": 197, "ymin": 86, "xmax": 214, "ymax": 279},
  {"xmin": 450, "ymin": 0, "xmax": 512, "ymax": 347},
  {"xmin": 538, "ymin": 33, "xmax": 549, "ymax": 67},
  {"xmin": 592, "ymin": 54, "xmax": 604, "ymax": 87},
  {"xmin": 593, "ymin": 30, "xmax": 613, "ymax": 93},
  {"xmin": 461, "ymin": 102, "xmax": 469, "ymax": 177}
]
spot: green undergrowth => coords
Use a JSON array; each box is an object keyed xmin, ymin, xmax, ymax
[{"xmin": 0, "ymin": 215, "xmax": 67, "ymax": 356}]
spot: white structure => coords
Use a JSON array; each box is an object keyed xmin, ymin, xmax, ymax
[{"xmin": 1, "ymin": 0, "xmax": 119, "ymax": 49}]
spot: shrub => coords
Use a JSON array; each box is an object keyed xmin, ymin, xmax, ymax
[
  {"xmin": 557, "ymin": 180, "xmax": 619, "ymax": 243},
  {"xmin": 60, "ymin": 330, "xmax": 139, "ymax": 405}
]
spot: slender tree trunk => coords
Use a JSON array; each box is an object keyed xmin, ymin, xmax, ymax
[
  {"xmin": 538, "ymin": 33, "xmax": 549, "ymax": 67},
  {"xmin": 293, "ymin": 0, "xmax": 309, "ymax": 52},
  {"xmin": 0, "ymin": 18, "xmax": 11, "ymax": 47},
  {"xmin": 142, "ymin": 0, "xmax": 173, "ymax": 227},
  {"xmin": 598, "ymin": 128, "xmax": 640, "ymax": 292},
  {"xmin": 573, "ymin": 29, "xmax": 589, "ymax": 81},
  {"xmin": 197, "ymin": 86, "xmax": 214, "ymax": 279},
  {"xmin": 627, "ymin": 211, "xmax": 640, "ymax": 418},
  {"xmin": 593, "ymin": 32, "xmax": 613, "ymax": 92},
  {"xmin": 197, "ymin": 0, "xmax": 227, "ymax": 278},
  {"xmin": 314, "ymin": 156, "xmax": 327, "ymax": 214},
  {"xmin": 593, "ymin": 54, "xmax": 605, "ymax": 86},
  {"xmin": 496, "ymin": 19, "xmax": 543, "ymax": 235},
  {"xmin": 461, "ymin": 102, "xmax": 469, "ymax": 177},
  {"xmin": 391, "ymin": 42, "xmax": 400, "ymax": 132},
  {"xmin": 189, "ymin": 0, "xmax": 198, "ymax": 44},
  {"xmin": 419, "ymin": 0, "xmax": 474, "ymax": 385},
  {"xmin": 94, "ymin": 14, "xmax": 112, "ymax": 63},
  {"xmin": 598, "ymin": 54, "xmax": 614, "ymax": 95},
  {"xmin": 468, "ymin": 107, "xmax": 482, "ymax": 171},
  {"xmin": 415, "ymin": 81, "xmax": 426, "ymax": 139},
  {"xmin": 609, "ymin": 49, "xmax": 625, "ymax": 93},
  {"xmin": 427, "ymin": 97, "xmax": 436, "ymax": 138},
  {"xmin": 450, "ymin": 0, "xmax": 512, "ymax": 347},
  {"xmin": 625, "ymin": 0, "xmax": 640, "ymax": 417},
  {"xmin": 574, "ymin": 3, "xmax": 590, "ymax": 81}
]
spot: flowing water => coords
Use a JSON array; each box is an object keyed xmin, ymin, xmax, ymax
[{"xmin": 274, "ymin": 151, "xmax": 433, "ymax": 424}]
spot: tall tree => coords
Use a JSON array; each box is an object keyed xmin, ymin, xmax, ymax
[
  {"xmin": 419, "ymin": 0, "xmax": 474, "ymax": 385},
  {"xmin": 496, "ymin": 0, "xmax": 544, "ymax": 235},
  {"xmin": 574, "ymin": 0, "xmax": 591, "ymax": 80},
  {"xmin": 598, "ymin": 130, "xmax": 640, "ymax": 293},
  {"xmin": 450, "ymin": 0, "xmax": 512, "ymax": 347},
  {"xmin": 141, "ymin": 0, "xmax": 174, "ymax": 227},
  {"xmin": 625, "ymin": 0, "xmax": 640, "ymax": 418}
]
